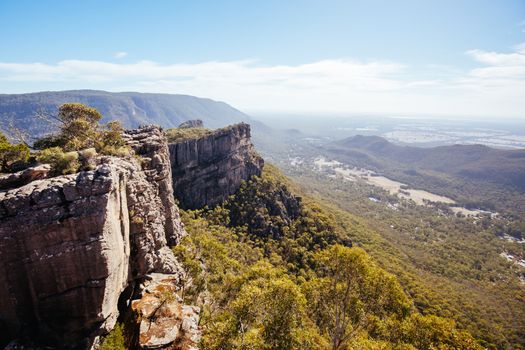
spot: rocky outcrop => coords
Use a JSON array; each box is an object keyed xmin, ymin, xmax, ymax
[
  {"xmin": 0, "ymin": 126, "xmax": 188, "ymax": 348},
  {"xmin": 178, "ymin": 119, "xmax": 204, "ymax": 129},
  {"xmin": 123, "ymin": 126, "xmax": 185, "ymax": 248},
  {"xmin": 169, "ymin": 123, "xmax": 264, "ymax": 209},
  {"xmin": 132, "ymin": 274, "xmax": 200, "ymax": 350},
  {"xmin": 0, "ymin": 164, "xmax": 51, "ymax": 190}
]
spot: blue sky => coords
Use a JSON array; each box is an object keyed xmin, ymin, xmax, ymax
[{"xmin": 0, "ymin": 0, "xmax": 524, "ymax": 117}]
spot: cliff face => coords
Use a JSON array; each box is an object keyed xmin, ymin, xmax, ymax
[
  {"xmin": 169, "ymin": 123, "xmax": 264, "ymax": 209},
  {"xmin": 0, "ymin": 126, "xmax": 186, "ymax": 348},
  {"xmin": 0, "ymin": 123, "xmax": 262, "ymax": 348}
]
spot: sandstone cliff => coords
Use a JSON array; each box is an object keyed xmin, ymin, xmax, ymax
[
  {"xmin": 169, "ymin": 123, "xmax": 264, "ymax": 209},
  {"xmin": 0, "ymin": 122, "xmax": 262, "ymax": 348},
  {"xmin": 0, "ymin": 126, "xmax": 187, "ymax": 348}
]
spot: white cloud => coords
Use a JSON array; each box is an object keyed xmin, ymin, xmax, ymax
[
  {"xmin": 0, "ymin": 44, "xmax": 524, "ymax": 118},
  {"xmin": 466, "ymin": 49, "xmax": 525, "ymax": 66},
  {"xmin": 114, "ymin": 51, "xmax": 128, "ymax": 59},
  {"xmin": 465, "ymin": 43, "xmax": 525, "ymax": 81}
]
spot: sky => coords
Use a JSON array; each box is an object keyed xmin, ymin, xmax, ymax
[{"xmin": 0, "ymin": 0, "xmax": 524, "ymax": 118}]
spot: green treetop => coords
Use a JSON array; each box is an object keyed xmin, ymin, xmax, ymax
[{"xmin": 0, "ymin": 131, "xmax": 30, "ymax": 173}]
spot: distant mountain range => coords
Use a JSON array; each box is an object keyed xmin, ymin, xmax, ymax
[
  {"xmin": 0, "ymin": 90, "xmax": 302, "ymax": 161},
  {"xmin": 322, "ymin": 134, "xmax": 525, "ymax": 213},
  {"xmin": 0, "ymin": 90, "xmax": 252, "ymax": 138},
  {"xmin": 331, "ymin": 134, "xmax": 525, "ymax": 190}
]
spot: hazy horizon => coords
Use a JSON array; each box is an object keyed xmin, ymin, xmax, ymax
[{"xmin": 1, "ymin": 88, "xmax": 524, "ymax": 123}]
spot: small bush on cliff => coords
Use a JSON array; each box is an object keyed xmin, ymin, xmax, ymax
[
  {"xmin": 36, "ymin": 147, "xmax": 80, "ymax": 175},
  {"xmin": 78, "ymin": 147, "xmax": 97, "ymax": 159},
  {"xmin": 33, "ymin": 134, "xmax": 65, "ymax": 150},
  {"xmin": 98, "ymin": 120, "xmax": 129, "ymax": 156},
  {"xmin": 166, "ymin": 127, "xmax": 211, "ymax": 142},
  {"xmin": 99, "ymin": 323, "xmax": 126, "ymax": 350},
  {"xmin": 34, "ymin": 104, "xmax": 130, "ymax": 174},
  {"xmin": 0, "ymin": 131, "xmax": 30, "ymax": 173}
]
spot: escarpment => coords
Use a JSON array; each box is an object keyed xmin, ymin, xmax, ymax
[
  {"xmin": 169, "ymin": 123, "xmax": 264, "ymax": 209},
  {"xmin": 0, "ymin": 126, "xmax": 188, "ymax": 348},
  {"xmin": 0, "ymin": 122, "xmax": 263, "ymax": 348}
]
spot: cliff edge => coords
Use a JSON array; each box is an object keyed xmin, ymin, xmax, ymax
[{"xmin": 169, "ymin": 123, "xmax": 264, "ymax": 209}]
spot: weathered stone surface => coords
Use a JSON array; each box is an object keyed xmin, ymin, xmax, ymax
[
  {"xmin": 178, "ymin": 119, "xmax": 204, "ymax": 129},
  {"xmin": 169, "ymin": 123, "xmax": 264, "ymax": 209},
  {"xmin": 0, "ymin": 126, "xmax": 186, "ymax": 348},
  {"xmin": 132, "ymin": 273, "xmax": 200, "ymax": 350},
  {"xmin": 0, "ymin": 164, "xmax": 51, "ymax": 191},
  {"xmin": 123, "ymin": 126, "xmax": 186, "ymax": 249},
  {"xmin": 0, "ymin": 161, "xmax": 131, "ymax": 348}
]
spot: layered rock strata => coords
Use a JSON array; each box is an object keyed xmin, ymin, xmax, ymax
[
  {"xmin": 169, "ymin": 123, "xmax": 264, "ymax": 209},
  {"xmin": 0, "ymin": 126, "xmax": 186, "ymax": 348}
]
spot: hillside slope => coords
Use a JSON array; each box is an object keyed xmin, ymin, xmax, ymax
[{"xmin": 173, "ymin": 164, "xmax": 483, "ymax": 350}]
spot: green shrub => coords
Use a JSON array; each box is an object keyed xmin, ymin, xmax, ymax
[
  {"xmin": 36, "ymin": 147, "xmax": 80, "ymax": 175},
  {"xmin": 79, "ymin": 147, "xmax": 97, "ymax": 159},
  {"xmin": 78, "ymin": 148, "xmax": 98, "ymax": 171},
  {"xmin": 99, "ymin": 323, "xmax": 126, "ymax": 350},
  {"xmin": 33, "ymin": 134, "xmax": 65, "ymax": 150},
  {"xmin": 97, "ymin": 120, "xmax": 130, "ymax": 156},
  {"xmin": 166, "ymin": 127, "xmax": 211, "ymax": 142},
  {"xmin": 0, "ymin": 131, "xmax": 30, "ymax": 172}
]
